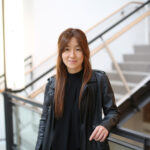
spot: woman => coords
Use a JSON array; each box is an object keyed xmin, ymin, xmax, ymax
[{"xmin": 35, "ymin": 28, "xmax": 120, "ymax": 150}]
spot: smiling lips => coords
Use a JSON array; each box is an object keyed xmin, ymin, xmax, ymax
[{"xmin": 68, "ymin": 60, "xmax": 77, "ymax": 63}]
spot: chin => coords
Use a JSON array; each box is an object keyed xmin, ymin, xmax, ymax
[{"xmin": 67, "ymin": 64, "xmax": 77, "ymax": 68}]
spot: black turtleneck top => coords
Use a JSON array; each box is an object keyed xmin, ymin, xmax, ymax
[{"xmin": 51, "ymin": 69, "xmax": 83, "ymax": 150}]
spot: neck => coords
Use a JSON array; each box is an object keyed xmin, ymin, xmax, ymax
[{"xmin": 67, "ymin": 67, "xmax": 83, "ymax": 74}]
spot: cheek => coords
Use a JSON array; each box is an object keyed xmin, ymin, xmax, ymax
[
  {"xmin": 79, "ymin": 54, "xmax": 84, "ymax": 63},
  {"xmin": 62, "ymin": 53, "xmax": 67, "ymax": 62}
]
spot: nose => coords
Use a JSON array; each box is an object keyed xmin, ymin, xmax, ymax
[{"xmin": 70, "ymin": 49, "xmax": 75, "ymax": 57}]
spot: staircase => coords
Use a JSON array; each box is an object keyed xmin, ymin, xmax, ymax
[{"xmin": 107, "ymin": 45, "xmax": 150, "ymax": 101}]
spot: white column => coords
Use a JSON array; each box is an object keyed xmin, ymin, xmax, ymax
[
  {"xmin": 0, "ymin": 0, "xmax": 4, "ymax": 77},
  {"xmin": 4, "ymin": 0, "xmax": 25, "ymax": 89}
]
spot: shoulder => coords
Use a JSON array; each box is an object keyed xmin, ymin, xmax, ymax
[
  {"xmin": 92, "ymin": 69, "xmax": 107, "ymax": 78},
  {"xmin": 92, "ymin": 69, "xmax": 110, "ymax": 85},
  {"xmin": 43, "ymin": 75, "xmax": 56, "ymax": 106},
  {"xmin": 47, "ymin": 74, "xmax": 56, "ymax": 83},
  {"xmin": 45, "ymin": 74, "xmax": 56, "ymax": 90}
]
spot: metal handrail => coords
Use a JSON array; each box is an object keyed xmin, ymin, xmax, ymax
[
  {"xmin": 85, "ymin": 1, "xmax": 143, "ymax": 32},
  {"xmin": 101, "ymin": 38, "xmax": 131, "ymax": 93},
  {"xmin": 24, "ymin": 1, "xmax": 144, "ymax": 76},
  {"xmin": 88, "ymin": 0, "xmax": 150, "ymax": 44},
  {"xmin": 0, "ymin": 56, "xmax": 32, "ymax": 80},
  {"xmin": 90, "ymin": 10, "xmax": 150, "ymax": 56},
  {"xmin": 5, "ymin": 90, "xmax": 150, "ymax": 142},
  {"xmin": 4, "ymin": 91, "xmax": 43, "ymax": 108},
  {"xmin": 1, "ymin": 0, "xmax": 150, "ymax": 96},
  {"xmin": 8, "ymin": 65, "xmax": 56, "ymax": 93},
  {"xmin": 108, "ymin": 137, "xmax": 143, "ymax": 150},
  {"xmin": 0, "ymin": 74, "xmax": 4, "ymax": 78},
  {"xmin": 4, "ymin": 89, "xmax": 150, "ymax": 149},
  {"xmin": 112, "ymin": 127, "xmax": 150, "ymax": 144},
  {"xmin": 8, "ymin": 0, "xmax": 149, "ymax": 94},
  {"xmin": 2, "ymin": 3, "xmax": 150, "ymax": 149},
  {"xmin": 91, "ymin": 9, "xmax": 150, "ymax": 94},
  {"xmin": 29, "ymin": 10, "xmax": 150, "ymax": 98},
  {"xmin": 110, "ymin": 127, "xmax": 150, "ymax": 149},
  {"xmin": 24, "ymin": 55, "xmax": 32, "ymax": 62},
  {"xmin": 0, "ymin": 55, "xmax": 33, "ymax": 93},
  {"xmin": 24, "ymin": 52, "xmax": 57, "ymax": 75}
]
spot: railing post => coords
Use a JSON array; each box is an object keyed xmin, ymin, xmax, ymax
[
  {"xmin": 3, "ymin": 91, "xmax": 14, "ymax": 150},
  {"xmin": 144, "ymin": 138, "xmax": 150, "ymax": 150},
  {"xmin": 30, "ymin": 57, "xmax": 34, "ymax": 90},
  {"xmin": 101, "ymin": 37, "xmax": 131, "ymax": 93}
]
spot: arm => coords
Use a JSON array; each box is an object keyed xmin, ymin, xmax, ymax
[
  {"xmin": 35, "ymin": 82, "xmax": 50, "ymax": 150},
  {"xmin": 89, "ymin": 72, "xmax": 120, "ymax": 142},
  {"xmin": 100, "ymin": 72, "xmax": 120, "ymax": 132}
]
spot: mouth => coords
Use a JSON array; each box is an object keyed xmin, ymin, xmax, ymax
[{"xmin": 68, "ymin": 60, "xmax": 77, "ymax": 63}]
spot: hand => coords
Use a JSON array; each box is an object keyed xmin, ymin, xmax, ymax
[{"xmin": 89, "ymin": 125, "xmax": 108, "ymax": 142}]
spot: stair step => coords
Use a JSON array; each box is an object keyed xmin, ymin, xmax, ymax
[
  {"xmin": 124, "ymin": 54, "xmax": 150, "ymax": 62},
  {"xmin": 109, "ymin": 45, "xmax": 150, "ymax": 101},
  {"xmin": 107, "ymin": 70, "xmax": 147, "ymax": 83},
  {"xmin": 110, "ymin": 81, "xmax": 135, "ymax": 95},
  {"xmin": 134, "ymin": 45, "xmax": 150, "ymax": 54},
  {"xmin": 112, "ymin": 62, "xmax": 150, "ymax": 72},
  {"xmin": 107, "ymin": 70, "xmax": 150, "ymax": 75},
  {"xmin": 110, "ymin": 81, "xmax": 136, "ymax": 86}
]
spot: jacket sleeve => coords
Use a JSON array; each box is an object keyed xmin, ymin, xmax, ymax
[
  {"xmin": 100, "ymin": 72, "xmax": 120, "ymax": 132},
  {"xmin": 35, "ymin": 82, "xmax": 50, "ymax": 150}
]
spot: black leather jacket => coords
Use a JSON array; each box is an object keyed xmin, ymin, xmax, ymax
[{"xmin": 35, "ymin": 70, "xmax": 120, "ymax": 150}]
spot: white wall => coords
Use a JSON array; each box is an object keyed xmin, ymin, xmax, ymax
[
  {"xmin": 0, "ymin": 0, "xmax": 4, "ymax": 76},
  {"xmin": 23, "ymin": 0, "xmax": 148, "ymax": 71},
  {"xmin": 1, "ymin": 0, "xmax": 149, "ymax": 76},
  {"xmin": 23, "ymin": 0, "xmax": 35, "ymax": 59},
  {"xmin": 4, "ymin": 0, "xmax": 25, "ymax": 89}
]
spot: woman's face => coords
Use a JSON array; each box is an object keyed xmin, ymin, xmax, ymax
[{"xmin": 62, "ymin": 37, "xmax": 84, "ymax": 73}]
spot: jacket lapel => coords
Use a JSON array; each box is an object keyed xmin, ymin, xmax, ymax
[{"xmin": 82, "ymin": 70, "xmax": 97, "ymax": 94}]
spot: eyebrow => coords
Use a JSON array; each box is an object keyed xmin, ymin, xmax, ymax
[{"xmin": 66, "ymin": 44, "xmax": 80, "ymax": 47}]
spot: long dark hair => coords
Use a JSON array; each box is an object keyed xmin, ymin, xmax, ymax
[{"xmin": 54, "ymin": 28, "xmax": 92, "ymax": 119}]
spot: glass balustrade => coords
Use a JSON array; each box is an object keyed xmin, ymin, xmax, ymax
[{"xmin": 12, "ymin": 102, "xmax": 41, "ymax": 150}]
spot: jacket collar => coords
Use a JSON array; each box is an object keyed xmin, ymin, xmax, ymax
[
  {"xmin": 87, "ymin": 70, "xmax": 97, "ymax": 84},
  {"xmin": 47, "ymin": 70, "xmax": 97, "ymax": 89},
  {"xmin": 47, "ymin": 76, "xmax": 55, "ymax": 90}
]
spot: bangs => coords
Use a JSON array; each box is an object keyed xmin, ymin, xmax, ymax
[
  {"xmin": 59, "ymin": 34, "xmax": 73, "ymax": 52},
  {"xmin": 58, "ymin": 28, "xmax": 88, "ymax": 56}
]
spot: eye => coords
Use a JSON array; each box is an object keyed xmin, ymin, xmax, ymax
[
  {"xmin": 76, "ymin": 47, "xmax": 81, "ymax": 51},
  {"xmin": 64, "ymin": 47, "xmax": 69, "ymax": 51}
]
